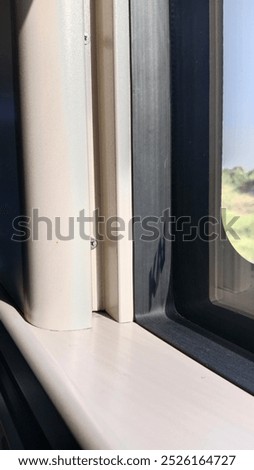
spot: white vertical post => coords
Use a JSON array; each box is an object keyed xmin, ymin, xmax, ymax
[
  {"xmin": 113, "ymin": 0, "xmax": 134, "ymax": 322},
  {"xmin": 95, "ymin": 0, "xmax": 133, "ymax": 322},
  {"xmin": 83, "ymin": 0, "xmax": 103, "ymax": 312},
  {"xmin": 14, "ymin": 0, "xmax": 92, "ymax": 330}
]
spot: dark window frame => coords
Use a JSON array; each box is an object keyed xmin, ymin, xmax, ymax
[{"xmin": 131, "ymin": 0, "xmax": 254, "ymax": 395}]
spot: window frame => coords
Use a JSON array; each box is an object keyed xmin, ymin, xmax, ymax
[{"xmin": 131, "ymin": 0, "xmax": 254, "ymax": 395}]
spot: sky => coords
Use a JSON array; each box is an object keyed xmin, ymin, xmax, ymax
[{"xmin": 223, "ymin": 0, "xmax": 254, "ymax": 170}]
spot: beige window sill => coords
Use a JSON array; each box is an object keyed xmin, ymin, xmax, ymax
[{"xmin": 0, "ymin": 304, "xmax": 254, "ymax": 449}]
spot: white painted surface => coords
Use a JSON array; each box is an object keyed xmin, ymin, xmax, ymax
[
  {"xmin": 113, "ymin": 0, "xmax": 134, "ymax": 323},
  {"xmin": 1, "ymin": 304, "xmax": 254, "ymax": 449},
  {"xmin": 94, "ymin": 0, "xmax": 133, "ymax": 322},
  {"xmin": 83, "ymin": 0, "xmax": 102, "ymax": 313},
  {"xmin": 13, "ymin": 0, "xmax": 92, "ymax": 330}
]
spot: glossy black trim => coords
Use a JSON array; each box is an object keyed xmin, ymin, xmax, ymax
[{"xmin": 130, "ymin": 0, "xmax": 171, "ymax": 319}]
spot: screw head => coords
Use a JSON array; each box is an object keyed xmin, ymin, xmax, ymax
[
  {"xmin": 90, "ymin": 238, "xmax": 98, "ymax": 250},
  {"xmin": 84, "ymin": 33, "xmax": 90, "ymax": 45}
]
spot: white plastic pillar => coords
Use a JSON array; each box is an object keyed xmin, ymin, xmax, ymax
[{"xmin": 13, "ymin": 0, "xmax": 92, "ymax": 330}]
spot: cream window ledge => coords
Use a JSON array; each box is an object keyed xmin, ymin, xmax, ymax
[{"xmin": 1, "ymin": 303, "xmax": 254, "ymax": 450}]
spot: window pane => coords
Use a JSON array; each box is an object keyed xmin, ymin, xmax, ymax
[
  {"xmin": 211, "ymin": 0, "xmax": 254, "ymax": 318},
  {"xmin": 222, "ymin": 0, "xmax": 254, "ymax": 263}
]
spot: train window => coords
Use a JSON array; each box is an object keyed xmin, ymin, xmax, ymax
[
  {"xmin": 2, "ymin": 0, "xmax": 254, "ymax": 399},
  {"xmin": 131, "ymin": 0, "xmax": 254, "ymax": 394}
]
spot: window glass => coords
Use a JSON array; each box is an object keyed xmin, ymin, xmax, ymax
[
  {"xmin": 222, "ymin": 0, "xmax": 254, "ymax": 263},
  {"xmin": 211, "ymin": 0, "xmax": 254, "ymax": 318}
]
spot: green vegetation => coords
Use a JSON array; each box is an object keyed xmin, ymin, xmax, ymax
[{"xmin": 222, "ymin": 167, "xmax": 254, "ymax": 263}]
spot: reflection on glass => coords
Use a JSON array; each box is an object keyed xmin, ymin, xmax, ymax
[
  {"xmin": 210, "ymin": 0, "xmax": 254, "ymax": 319},
  {"xmin": 222, "ymin": 167, "xmax": 254, "ymax": 263},
  {"xmin": 222, "ymin": 0, "xmax": 254, "ymax": 263}
]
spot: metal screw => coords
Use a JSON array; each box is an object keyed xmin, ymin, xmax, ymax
[
  {"xmin": 90, "ymin": 238, "xmax": 98, "ymax": 250},
  {"xmin": 84, "ymin": 33, "xmax": 90, "ymax": 45}
]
